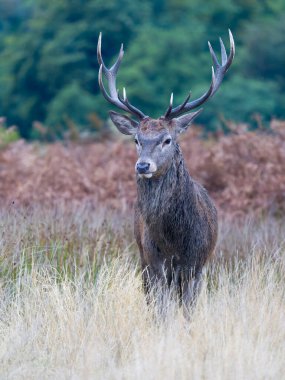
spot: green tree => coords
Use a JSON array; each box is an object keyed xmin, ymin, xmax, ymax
[
  {"xmin": 0, "ymin": 0, "xmax": 151, "ymax": 137},
  {"xmin": 0, "ymin": 0, "xmax": 285, "ymax": 138}
]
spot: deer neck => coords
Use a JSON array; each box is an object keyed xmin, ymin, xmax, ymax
[{"xmin": 136, "ymin": 145, "xmax": 192, "ymax": 219}]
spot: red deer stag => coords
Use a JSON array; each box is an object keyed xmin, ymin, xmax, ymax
[{"xmin": 97, "ymin": 31, "xmax": 235, "ymax": 310}]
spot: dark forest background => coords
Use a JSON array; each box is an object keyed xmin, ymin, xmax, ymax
[{"xmin": 0, "ymin": 0, "xmax": 284, "ymax": 139}]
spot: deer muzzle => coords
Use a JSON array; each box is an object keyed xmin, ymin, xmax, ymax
[{"xmin": 136, "ymin": 160, "xmax": 157, "ymax": 178}]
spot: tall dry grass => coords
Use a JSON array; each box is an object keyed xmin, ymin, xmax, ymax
[{"xmin": 0, "ymin": 205, "xmax": 285, "ymax": 379}]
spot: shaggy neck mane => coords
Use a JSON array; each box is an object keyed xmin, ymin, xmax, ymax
[{"xmin": 136, "ymin": 144, "xmax": 194, "ymax": 221}]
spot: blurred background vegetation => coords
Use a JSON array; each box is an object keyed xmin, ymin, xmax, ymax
[{"xmin": 0, "ymin": 0, "xmax": 284, "ymax": 139}]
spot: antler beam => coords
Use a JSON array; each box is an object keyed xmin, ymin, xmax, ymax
[
  {"xmin": 164, "ymin": 30, "xmax": 235, "ymax": 119},
  {"xmin": 97, "ymin": 33, "xmax": 146, "ymax": 119}
]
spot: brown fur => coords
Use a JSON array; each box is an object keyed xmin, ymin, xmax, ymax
[
  {"xmin": 132, "ymin": 119, "xmax": 218, "ymax": 309},
  {"xmin": 108, "ymin": 112, "xmax": 218, "ymax": 311}
]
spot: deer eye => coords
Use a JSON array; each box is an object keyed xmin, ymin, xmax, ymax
[
  {"xmin": 163, "ymin": 138, "xmax": 172, "ymax": 146},
  {"xmin": 134, "ymin": 138, "xmax": 139, "ymax": 145}
]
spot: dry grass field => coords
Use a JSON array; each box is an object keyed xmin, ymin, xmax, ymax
[{"xmin": 0, "ymin": 205, "xmax": 284, "ymax": 379}]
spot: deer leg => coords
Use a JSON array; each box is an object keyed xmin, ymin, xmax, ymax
[
  {"xmin": 182, "ymin": 270, "xmax": 203, "ymax": 317},
  {"xmin": 172, "ymin": 266, "xmax": 183, "ymax": 302},
  {"xmin": 192, "ymin": 271, "xmax": 203, "ymax": 303},
  {"xmin": 142, "ymin": 262, "xmax": 174, "ymax": 318},
  {"xmin": 141, "ymin": 265, "xmax": 156, "ymax": 297}
]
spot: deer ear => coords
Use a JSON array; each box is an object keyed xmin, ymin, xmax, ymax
[
  {"xmin": 174, "ymin": 109, "xmax": 203, "ymax": 134},
  {"xmin": 109, "ymin": 111, "xmax": 138, "ymax": 135}
]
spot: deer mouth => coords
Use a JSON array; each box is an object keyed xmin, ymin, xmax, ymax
[{"xmin": 138, "ymin": 172, "xmax": 155, "ymax": 179}]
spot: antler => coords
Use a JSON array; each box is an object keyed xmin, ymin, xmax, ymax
[
  {"xmin": 164, "ymin": 30, "xmax": 235, "ymax": 119},
  {"xmin": 97, "ymin": 33, "xmax": 146, "ymax": 119}
]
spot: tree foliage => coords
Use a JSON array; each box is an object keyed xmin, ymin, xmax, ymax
[{"xmin": 0, "ymin": 0, "xmax": 284, "ymax": 138}]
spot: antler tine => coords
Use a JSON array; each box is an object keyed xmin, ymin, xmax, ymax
[
  {"xmin": 98, "ymin": 64, "xmax": 129, "ymax": 112},
  {"xmin": 111, "ymin": 43, "xmax": 124, "ymax": 74},
  {"xmin": 211, "ymin": 29, "xmax": 235, "ymax": 95},
  {"xmin": 167, "ymin": 68, "xmax": 215, "ymax": 119},
  {"xmin": 97, "ymin": 33, "xmax": 146, "ymax": 119},
  {"xmin": 165, "ymin": 30, "xmax": 235, "ymax": 119},
  {"xmin": 117, "ymin": 87, "xmax": 146, "ymax": 119},
  {"xmin": 225, "ymin": 29, "xmax": 235, "ymax": 71},
  {"xmin": 208, "ymin": 41, "xmax": 219, "ymax": 68},
  {"xmin": 174, "ymin": 91, "xmax": 192, "ymax": 114},
  {"xmin": 164, "ymin": 93, "xmax": 174, "ymax": 118},
  {"xmin": 97, "ymin": 33, "xmax": 105, "ymax": 69},
  {"xmin": 219, "ymin": 37, "xmax": 227, "ymax": 66},
  {"xmin": 164, "ymin": 92, "xmax": 192, "ymax": 118},
  {"xmin": 97, "ymin": 33, "xmax": 124, "ymax": 77}
]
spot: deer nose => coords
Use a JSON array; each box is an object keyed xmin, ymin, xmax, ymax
[{"xmin": 136, "ymin": 162, "xmax": 150, "ymax": 174}]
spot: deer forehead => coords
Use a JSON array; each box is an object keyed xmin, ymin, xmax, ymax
[
  {"xmin": 137, "ymin": 118, "xmax": 174, "ymax": 140},
  {"xmin": 140, "ymin": 117, "xmax": 172, "ymax": 130}
]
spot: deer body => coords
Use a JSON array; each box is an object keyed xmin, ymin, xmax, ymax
[
  {"xmin": 135, "ymin": 149, "xmax": 217, "ymax": 274},
  {"xmin": 133, "ymin": 123, "xmax": 217, "ymax": 303},
  {"xmin": 97, "ymin": 31, "xmax": 234, "ymax": 307}
]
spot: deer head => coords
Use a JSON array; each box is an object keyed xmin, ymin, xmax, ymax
[{"xmin": 98, "ymin": 31, "xmax": 235, "ymax": 178}]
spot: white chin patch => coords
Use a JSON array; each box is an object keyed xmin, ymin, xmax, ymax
[{"xmin": 139, "ymin": 173, "xmax": 153, "ymax": 179}]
